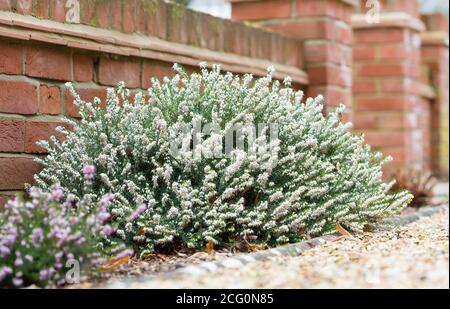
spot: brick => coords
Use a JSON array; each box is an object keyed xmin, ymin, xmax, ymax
[
  {"xmin": 65, "ymin": 87, "xmax": 107, "ymax": 118},
  {"xmin": 296, "ymin": 0, "xmax": 351, "ymax": 22},
  {"xmin": 26, "ymin": 46, "xmax": 71, "ymax": 81},
  {"xmin": 353, "ymin": 80, "xmax": 376, "ymax": 94},
  {"xmin": 379, "ymin": 46, "xmax": 410, "ymax": 60},
  {"xmin": 73, "ymin": 54, "xmax": 93, "ymax": 82},
  {"xmin": 146, "ymin": 0, "xmax": 167, "ymax": 39},
  {"xmin": 285, "ymin": 39, "xmax": 301, "ymax": 67},
  {"xmin": 268, "ymin": 20, "xmax": 333, "ymax": 40},
  {"xmin": 353, "ymin": 114, "xmax": 377, "ymax": 130},
  {"xmin": 308, "ymin": 65, "xmax": 352, "ymax": 88},
  {"xmin": 95, "ymin": 0, "xmax": 110, "ymax": 28},
  {"xmin": 0, "ymin": 41, "xmax": 22, "ymax": 75},
  {"xmin": 353, "ymin": 45, "xmax": 375, "ymax": 61},
  {"xmin": 79, "ymin": 0, "xmax": 95, "ymax": 25},
  {"xmin": 0, "ymin": 157, "xmax": 41, "ymax": 190},
  {"xmin": 39, "ymin": 84, "xmax": 61, "ymax": 115},
  {"xmin": 135, "ymin": 0, "xmax": 146, "ymax": 33},
  {"xmin": 0, "ymin": 118, "xmax": 25, "ymax": 152},
  {"xmin": 24, "ymin": 121, "xmax": 64, "ymax": 154},
  {"xmin": 50, "ymin": 0, "xmax": 66, "ymax": 22},
  {"xmin": 167, "ymin": 3, "xmax": 189, "ymax": 44},
  {"xmin": 305, "ymin": 42, "xmax": 351, "ymax": 65},
  {"xmin": 142, "ymin": 60, "xmax": 173, "ymax": 89},
  {"xmin": 354, "ymin": 29, "xmax": 406, "ymax": 43},
  {"xmin": 13, "ymin": 0, "xmax": 32, "ymax": 14},
  {"xmin": 34, "ymin": 0, "xmax": 50, "ymax": 18},
  {"xmin": 379, "ymin": 114, "xmax": 410, "ymax": 129},
  {"xmin": 123, "ymin": 0, "xmax": 136, "ymax": 33},
  {"xmin": 421, "ymin": 13, "xmax": 449, "ymax": 33},
  {"xmin": 232, "ymin": 0, "xmax": 291, "ymax": 21},
  {"xmin": 379, "ymin": 79, "xmax": 413, "ymax": 93},
  {"xmin": 357, "ymin": 63, "xmax": 407, "ymax": 77},
  {"xmin": 364, "ymin": 131, "xmax": 405, "ymax": 147},
  {"xmin": 111, "ymin": 0, "xmax": 123, "ymax": 31},
  {"xmin": 98, "ymin": 57, "xmax": 140, "ymax": 88},
  {"xmin": 0, "ymin": 0, "xmax": 11, "ymax": 10},
  {"xmin": 0, "ymin": 80, "xmax": 38, "ymax": 115},
  {"xmin": 356, "ymin": 96, "xmax": 408, "ymax": 111}
]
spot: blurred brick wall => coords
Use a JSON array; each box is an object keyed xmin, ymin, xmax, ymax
[
  {"xmin": 232, "ymin": 0, "xmax": 449, "ymax": 178},
  {"xmin": 231, "ymin": 0, "xmax": 355, "ymax": 122}
]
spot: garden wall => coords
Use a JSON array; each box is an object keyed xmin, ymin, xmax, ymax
[
  {"xmin": 231, "ymin": 0, "xmax": 449, "ymax": 178},
  {"xmin": 0, "ymin": 0, "xmax": 309, "ymax": 206}
]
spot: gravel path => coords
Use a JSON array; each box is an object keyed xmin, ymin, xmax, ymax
[{"xmin": 111, "ymin": 207, "xmax": 449, "ymax": 289}]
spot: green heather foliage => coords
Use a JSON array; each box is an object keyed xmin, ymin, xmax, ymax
[{"xmin": 34, "ymin": 64, "xmax": 413, "ymax": 255}]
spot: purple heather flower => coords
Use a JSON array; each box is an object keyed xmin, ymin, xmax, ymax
[
  {"xmin": 55, "ymin": 251, "xmax": 64, "ymax": 261},
  {"xmin": 12, "ymin": 277, "xmax": 23, "ymax": 287},
  {"xmin": 114, "ymin": 249, "xmax": 133, "ymax": 260},
  {"xmin": 3, "ymin": 234, "xmax": 16, "ymax": 247},
  {"xmin": 31, "ymin": 228, "xmax": 44, "ymax": 244},
  {"xmin": 127, "ymin": 204, "xmax": 147, "ymax": 222},
  {"xmin": 0, "ymin": 246, "xmax": 10, "ymax": 258},
  {"xmin": 99, "ymin": 193, "xmax": 115, "ymax": 208},
  {"xmin": 39, "ymin": 270, "xmax": 48, "ymax": 281},
  {"xmin": 25, "ymin": 255, "xmax": 33, "ymax": 262},
  {"xmin": 82, "ymin": 164, "xmax": 96, "ymax": 184},
  {"xmin": 50, "ymin": 184, "xmax": 64, "ymax": 202},
  {"xmin": 14, "ymin": 258, "xmax": 23, "ymax": 267},
  {"xmin": 102, "ymin": 225, "xmax": 116, "ymax": 236},
  {"xmin": 0, "ymin": 267, "xmax": 13, "ymax": 281}
]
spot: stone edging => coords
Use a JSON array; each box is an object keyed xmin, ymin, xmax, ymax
[{"xmin": 107, "ymin": 203, "xmax": 449, "ymax": 288}]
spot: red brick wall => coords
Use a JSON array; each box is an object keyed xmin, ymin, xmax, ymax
[
  {"xmin": 352, "ymin": 23, "xmax": 424, "ymax": 173},
  {"xmin": 232, "ymin": 0, "xmax": 448, "ymax": 177},
  {"xmin": 0, "ymin": 0, "xmax": 307, "ymax": 205},
  {"xmin": 0, "ymin": 0, "xmax": 303, "ymax": 67},
  {"xmin": 232, "ymin": 0, "xmax": 355, "ymax": 121},
  {"xmin": 421, "ymin": 15, "xmax": 449, "ymax": 178}
]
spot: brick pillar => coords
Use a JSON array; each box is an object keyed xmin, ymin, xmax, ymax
[
  {"xmin": 421, "ymin": 14, "xmax": 449, "ymax": 179},
  {"xmin": 230, "ymin": 0, "xmax": 357, "ymax": 121},
  {"xmin": 352, "ymin": 1, "xmax": 426, "ymax": 173}
]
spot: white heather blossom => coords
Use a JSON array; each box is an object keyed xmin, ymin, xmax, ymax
[{"xmin": 35, "ymin": 64, "xmax": 413, "ymax": 252}]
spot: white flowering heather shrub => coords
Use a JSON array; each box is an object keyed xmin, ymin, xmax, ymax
[
  {"xmin": 0, "ymin": 184, "xmax": 114, "ymax": 288},
  {"xmin": 35, "ymin": 63, "xmax": 413, "ymax": 254}
]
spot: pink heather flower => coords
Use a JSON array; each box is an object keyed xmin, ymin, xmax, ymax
[{"xmin": 127, "ymin": 204, "xmax": 147, "ymax": 222}]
